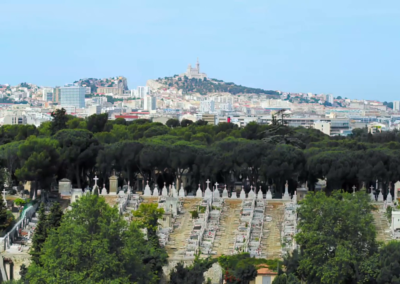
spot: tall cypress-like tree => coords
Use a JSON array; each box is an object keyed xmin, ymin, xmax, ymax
[
  {"xmin": 47, "ymin": 202, "xmax": 63, "ymax": 230},
  {"xmin": 0, "ymin": 193, "xmax": 12, "ymax": 232},
  {"xmin": 30, "ymin": 203, "xmax": 48, "ymax": 265}
]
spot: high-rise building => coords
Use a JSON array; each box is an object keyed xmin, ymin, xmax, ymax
[
  {"xmin": 137, "ymin": 86, "xmax": 150, "ymax": 98},
  {"xmin": 60, "ymin": 86, "xmax": 86, "ymax": 108},
  {"xmin": 200, "ymin": 100, "xmax": 215, "ymax": 113},
  {"xmin": 42, "ymin": 88, "xmax": 54, "ymax": 102},
  {"xmin": 394, "ymin": 101, "xmax": 400, "ymax": 111},
  {"xmin": 144, "ymin": 95, "xmax": 156, "ymax": 111},
  {"xmin": 326, "ymin": 94, "xmax": 334, "ymax": 104},
  {"xmin": 53, "ymin": 87, "xmax": 61, "ymax": 103}
]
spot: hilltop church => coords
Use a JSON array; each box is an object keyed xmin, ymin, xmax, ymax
[{"xmin": 180, "ymin": 59, "xmax": 207, "ymax": 80}]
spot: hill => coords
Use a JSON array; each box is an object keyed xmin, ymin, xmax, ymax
[{"xmin": 156, "ymin": 76, "xmax": 280, "ymax": 96}]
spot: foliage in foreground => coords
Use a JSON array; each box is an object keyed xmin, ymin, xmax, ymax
[{"xmin": 26, "ymin": 195, "xmax": 167, "ymax": 284}]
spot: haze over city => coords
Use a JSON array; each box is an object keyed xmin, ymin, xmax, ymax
[{"xmin": 1, "ymin": 0, "xmax": 400, "ymax": 100}]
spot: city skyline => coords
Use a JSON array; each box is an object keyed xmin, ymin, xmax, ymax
[{"xmin": 1, "ymin": 0, "xmax": 399, "ymax": 100}]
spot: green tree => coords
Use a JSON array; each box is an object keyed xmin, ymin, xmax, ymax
[
  {"xmin": 19, "ymin": 264, "xmax": 28, "ymax": 283},
  {"xmin": 132, "ymin": 203, "xmax": 164, "ymax": 238},
  {"xmin": 0, "ymin": 193, "xmax": 13, "ymax": 233},
  {"xmin": 166, "ymin": 119, "xmax": 180, "ymax": 128},
  {"xmin": 86, "ymin": 113, "xmax": 108, "ymax": 133},
  {"xmin": 47, "ymin": 202, "xmax": 63, "ymax": 230},
  {"xmin": 296, "ymin": 191, "xmax": 378, "ymax": 284},
  {"xmin": 181, "ymin": 119, "xmax": 193, "ymax": 127},
  {"xmin": 170, "ymin": 254, "xmax": 216, "ymax": 284},
  {"xmin": 50, "ymin": 108, "xmax": 68, "ymax": 135},
  {"xmin": 26, "ymin": 195, "xmax": 160, "ymax": 283},
  {"xmin": 30, "ymin": 203, "xmax": 48, "ymax": 265}
]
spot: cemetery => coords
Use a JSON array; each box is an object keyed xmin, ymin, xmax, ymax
[{"xmin": 2, "ymin": 172, "xmax": 400, "ymax": 282}]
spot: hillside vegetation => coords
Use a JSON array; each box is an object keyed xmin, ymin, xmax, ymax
[{"xmin": 157, "ymin": 76, "xmax": 280, "ymax": 96}]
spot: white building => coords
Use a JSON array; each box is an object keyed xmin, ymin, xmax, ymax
[
  {"xmin": 144, "ymin": 95, "xmax": 156, "ymax": 111},
  {"xmin": 326, "ymin": 94, "xmax": 334, "ymax": 104},
  {"xmin": 60, "ymin": 85, "xmax": 86, "ymax": 108},
  {"xmin": 313, "ymin": 121, "xmax": 331, "ymax": 136},
  {"xmin": 394, "ymin": 101, "xmax": 400, "ymax": 111},
  {"xmin": 42, "ymin": 88, "xmax": 54, "ymax": 102},
  {"xmin": 200, "ymin": 100, "xmax": 215, "ymax": 113}
]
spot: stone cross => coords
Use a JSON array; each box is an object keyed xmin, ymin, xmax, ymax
[
  {"xmin": 93, "ymin": 176, "xmax": 99, "ymax": 187},
  {"xmin": 206, "ymin": 179, "xmax": 211, "ymax": 189},
  {"xmin": 370, "ymin": 185, "xmax": 374, "ymax": 192},
  {"xmin": 352, "ymin": 185, "xmax": 356, "ymax": 194},
  {"xmin": 214, "ymin": 182, "xmax": 219, "ymax": 189}
]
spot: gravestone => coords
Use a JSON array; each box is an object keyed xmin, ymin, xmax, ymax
[
  {"xmin": 59, "ymin": 178, "xmax": 72, "ymax": 196},
  {"xmin": 179, "ymin": 183, "xmax": 185, "ymax": 197},
  {"xmin": 378, "ymin": 189, "xmax": 384, "ymax": 202},
  {"xmin": 101, "ymin": 184, "xmax": 108, "ymax": 195},
  {"xmin": 370, "ymin": 186, "xmax": 375, "ymax": 201},
  {"xmin": 293, "ymin": 190, "xmax": 297, "ymax": 204},
  {"xmin": 196, "ymin": 184, "xmax": 203, "ymax": 198},
  {"xmin": 109, "ymin": 174, "xmax": 118, "ymax": 195},
  {"xmin": 222, "ymin": 185, "xmax": 228, "ymax": 198},
  {"xmin": 231, "ymin": 190, "xmax": 237, "ymax": 199},
  {"xmin": 239, "ymin": 186, "xmax": 246, "ymax": 199},
  {"xmin": 153, "ymin": 184, "xmax": 159, "ymax": 197},
  {"xmin": 283, "ymin": 181, "xmax": 290, "ymax": 200},
  {"xmin": 257, "ymin": 186, "xmax": 263, "ymax": 200},
  {"xmin": 248, "ymin": 186, "xmax": 255, "ymax": 199},
  {"xmin": 71, "ymin": 188, "xmax": 83, "ymax": 203},
  {"xmin": 144, "ymin": 181, "xmax": 152, "ymax": 196},
  {"xmin": 387, "ymin": 191, "xmax": 393, "ymax": 203},
  {"xmin": 171, "ymin": 183, "xmax": 178, "ymax": 198},
  {"xmin": 266, "ymin": 187, "xmax": 272, "ymax": 200},
  {"xmin": 162, "ymin": 183, "xmax": 168, "ymax": 197},
  {"xmin": 213, "ymin": 183, "xmax": 220, "ymax": 198},
  {"xmin": 204, "ymin": 180, "xmax": 212, "ymax": 199}
]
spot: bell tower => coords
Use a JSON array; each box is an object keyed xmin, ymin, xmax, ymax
[{"xmin": 196, "ymin": 58, "xmax": 200, "ymax": 73}]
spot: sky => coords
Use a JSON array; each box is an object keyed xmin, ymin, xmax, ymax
[{"xmin": 1, "ymin": 0, "xmax": 399, "ymax": 101}]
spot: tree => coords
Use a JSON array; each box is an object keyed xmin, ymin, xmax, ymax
[
  {"xmin": 0, "ymin": 193, "xmax": 13, "ymax": 233},
  {"xmin": 296, "ymin": 191, "xmax": 378, "ymax": 284},
  {"xmin": 132, "ymin": 203, "xmax": 164, "ymax": 238},
  {"xmin": 47, "ymin": 202, "xmax": 63, "ymax": 230},
  {"xmin": 30, "ymin": 203, "xmax": 48, "ymax": 265},
  {"xmin": 86, "ymin": 113, "xmax": 108, "ymax": 133},
  {"xmin": 166, "ymin": 119, "xmax": 180, "ymax": 128},
  {"xmin": 15, "ymin": 137, "xmax": 59, "ymax": 194},
  {"xmin": 170, "ymin": 254, "xmax": 216, "ymax": 284},
  {"xmin": 26, "ymin": 195, "xmax": 160, "ymax": 283},
  {"xmin": 195, "ymin": 120, "xmax": 208, "ymax": 126},
  {"xmin": 19, "ymin": 264, "xmax": 28, "ymax": 283},
  {"xmin": 181, "ymin": 119, "xmax": 193, "ymax": 127},
  {"xmin": 50, "ymin": 108, "xmax": 68, "ymax": 135}
]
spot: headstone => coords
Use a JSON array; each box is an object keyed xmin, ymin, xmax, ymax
[
  {"xmin": 101, "ymin": 184, "xmax": 107, "ymax": 195},
  {"xmin": 196, "ymin": 184, "xmax": 203, "ymax": 198},
  {"xmin": 59, "ymin": 178, "xmax": 72, "ymax": 196},
  {"xmin": 257, "ymin": 186, "xmax": 263, "ymax": 200},
  {"xmin": 387, "ymin": 191, "xmax": 393, "ymax": 203},
  {"xmin": 213, "ymin": 183, "xmax": 220, "ymax": 198},
  {"xmin": 109, "ymin": 174, "xmax": 118, "ymax": 195},
  {"xmin": 222, "ymin": 185, "xmax": 229, "ymax": 198},
  {"xmin": 266, "ymin": 186, "xmax": 272, "ymax": 200},
  {"xmin": 162, "ymin": 183, "xmax": 168, "ymax": 197},
  {"xmin": 248, "ymin": 186, "xmax": 255, "ymax": 199},
  {"xmin": 144, "ymin": 181, "xmax": 152, "ymax": 196},
  {"xmin": 71, "ymin": 188, "xmax": 83, "ymax": 203},
  {"xmin": 179, "ymin": 183, "xmax": 185, "ymax": 197},
  {"xmin": 171, "ymin": 183, "xmax": 178, "ymax": 198},
  {"xmin": 370, "ymin": 186, "xmax": 375, "ymax": 201},
  {"xmin": 239, "ymin": 186, "xmax": 246, "ymax": 199},
  {"xmin": 231, "ymin": 190, "xmax": 237, "ymax": 199},
  {"xmin": 2, "ymin": 189, "xmax": 6, "ymax": 206},
  {"xmin": 153, "ymin": 184, "xmax": 159, "ymax": 197},
  {"xmin": 378, "ymin": 189, "xmax": 384, "ymax": 202},
  {"xmin": 352, "ymin": 185, "xmax": 356, "ymax": 196},
  {"xmin": 283, "ymin": 181, "xmax": 290, "ymax": 200},
  {"xmin": 204, "ymin": 180, "xmax": 212, "ymax": 198},
  {"xmin": 93, "ymin": 175, "xmax": 99, "ymax": 188},
  {"xmin": 128, "ymin": 181, "xmax": 133, "ymax": 193}
]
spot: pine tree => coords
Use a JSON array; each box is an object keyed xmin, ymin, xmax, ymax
[
  {"xmin": 47, "ymin": 202, "xmax": 63, "ymax": 230},
  {"xmin": 0, "ymin": 193, "xmax": 12, "ymax": 232},
  {"xmin": 30, "ymin": 203, "xmax": 48, "ymax": 265},
  {"xmin": 20, "ymin": 264, "xmax": 28, "ymax": 282}
]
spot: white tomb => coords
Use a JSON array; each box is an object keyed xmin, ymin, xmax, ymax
[
  {"xmin": 257, "ymin": 186, "xmax": 263, "ymax": 200},
  {"xmin": 196, "ymin": 184, "xmax": 203, "ymax": 198},
  {"xmin": 213, "ymin": 183, "xmax": 220, "ymax": 198},
  {"xmin": 71, "ymin": 188, "xmax": 83, "ymax": 203},
  {"xmin": 239, "ymin": 186, "xmax": 246, "ymax": 199},
  {"xmin": 266, "ymin": 187, "xmax": 272, "ymax": 200},
  {"xmin": 222, "ymin": 185, "xmax": 229, "ymax": 198},
  {"xmin": 153, "ymin": 184, "xmax": 159, "ymax": 197},
  {"xmin": 179, "ymin": 183, "xmax": 185, "ymax": 197},
  {"xmin": 283, "ymin": 181, "xmax": 290, "ymax": 200},
  {"xmin": 387, "ymin": 191, "xmax": 393, "ymax": 203},
  {"xmin": 143, "ymin": 181, "xmax": 152, "ymax": 196},
  {"xmin": 101, "ymin": 184, "xmax": 107, "ymax": 195},
  {"xmin": 378, "ymin": 189, "xmax": 384, "ymax": 202},
  {"xmin": 248, "ymin": 186, "xmax": 255, "ymax": 199},
  {"xmin": 370, "ymin": 186, "xmax": 375, "ymax": 201},
  {"xmin": 162, "ymin": 183, "xmax": 168, "ymax": 197},
  {"xmin": 204, "ymin": 180, "xmax": 212, "ymax": 199}
]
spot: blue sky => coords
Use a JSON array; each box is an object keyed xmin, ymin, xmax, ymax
[{"xmin": 1, "ymin": 0, "xmax": 399, "ymax": 100}]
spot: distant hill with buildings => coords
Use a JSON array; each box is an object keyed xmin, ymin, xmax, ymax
[
  {"xmin": 155, "ymin": 76, "xmax": 280, "ymax": 97},
  {"xmin": 153, "ymin": 59, "xmax": 281, "ymax": 97}
]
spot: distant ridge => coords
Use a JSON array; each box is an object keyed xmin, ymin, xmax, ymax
[{"xmin": 156, "ymin": 76, "xmax": 280, "ymax": 97}]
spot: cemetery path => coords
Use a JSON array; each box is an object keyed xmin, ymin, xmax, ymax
[
  {"xmin": 165, "ymin": 199, "xmax": 199, "ymax": 258},
  {"xmin": 262, "ymin": 203, "xmax": 284, "ymax": 259},
  {"xmin": 372, "ymin": 205, "xmax": 391, "ymax": 243},
  {"xmin": 215, "ymin": 200, "xmax": 242, "ymax": 256}
]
